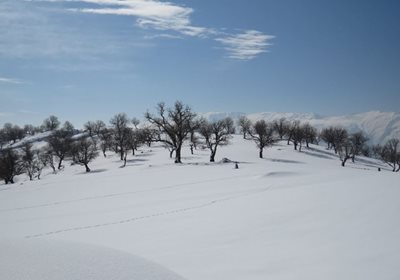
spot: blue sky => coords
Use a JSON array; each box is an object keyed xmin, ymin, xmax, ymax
[{"xmin": 1, "ymin": 0, "xmax": 399, "ymax": 127}]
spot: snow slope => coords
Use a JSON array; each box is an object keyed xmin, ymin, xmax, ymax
[
  {"xmin": 203, "ymin": 111, "xmax": 400, "ymax": 144},
  {"xmin": 0, "ymin": 239, "xmax": 185, "ymax": 280},
  {"xmin": 0, "ymin": 136, "xmax": 399, "ymax": 280}
]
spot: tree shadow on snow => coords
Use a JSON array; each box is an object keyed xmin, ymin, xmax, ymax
[
  {"xmin": 77, "ymin": 169, "xmax": 108, "ymax": 175},
  {"xmin": 264, "ymin": 158, "xmax": 305, "ymax": 164},
  {"xmin": 302, "ymin": 150, "xmax": 335, "ymax": 160}
]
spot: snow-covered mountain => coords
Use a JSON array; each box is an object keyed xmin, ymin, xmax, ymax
[{"xmin": 202, "ymin": 111, "xmax": 400, "ymax": 144}]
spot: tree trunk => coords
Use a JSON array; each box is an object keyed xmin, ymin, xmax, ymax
[
  {"xmin": 342, "ymin": 156, "xmax": 349, "ymax": 167},
  {"xmin": 259, "ymin": 149, "xmax": 263, "ymax": 159},
  {"xmin": 120, "ymin": 149, "xmax": 124, "ymax": 161},
  {"xmin": 175, "ymin": 147, "xmax": 182, "ymax": 163},
  {"xmin": 85, "ymin": 164, "xmax": 91, "ymax": 172},
  {"xmin": 210, "ymin": 152, "xmax": 215, "ymax": 162},
  {"xmin": 210, "ymin": 147, "xmax": 217, "ymax": 162},
  {"xmin": 294, "ymin": 142, "xmax": 298, "ymax": 151},
  {"xmin": 58, "ymin": 158, "xmax": 63, "ymax": 170},
  {"xmin": 169, "ymin": 149, "xmax": 174, "ymax": 158}
]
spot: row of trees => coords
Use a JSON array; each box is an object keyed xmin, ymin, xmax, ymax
[
  {"xmin": 238, "ymin": 116, "xmax": 400, "ymax": 169},
  {"xmin": 1, "ymin": 101, "xmax": 399, "ymax": 184},
  {"xmin": 0, "ymin": 115, "xmax": 71, "ymax": 148}
]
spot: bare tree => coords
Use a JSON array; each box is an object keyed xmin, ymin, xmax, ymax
[
  {"xmin": 47, "ymin": 128, "xmax": 74, "ymax": 170},
  {"xmin": 22, "ymin": 143, "xmax": 37, "ymax": 180},
  {"xmin": 288, "ymin": 121, "xmax": 304, "ymax": 151},
  {"xmin": 84, "ymin": 121, "xmax": 96, "ymax": 137},
  {"xmin": 380, "ymin": 138, "xmax": 399, "ymax": 172},
  {"xmin": 126, "ymin": 128, "xmax": 143, "ymax": 156},
  {"xmin": 84, "ymin": 120, "xmax": 106, "ymax": 138},
  {"xmin": 249, "ymin": 120, "xmax": 275, "ymax": 158},
  {"xmin": 273, "ymin": 118, "xmax": 289, "ymax": 140},
  {"xmin": 71, "ymin": 137, "xmax": 99, "ymax": 172},
  {"xmin": 0, "ymin": 149, "xmax": 24, "ymax": 184},
  {"xmin": 145, "ymin": 101, "xmax": 196, "ymax": 163},
  {"xmin": 320, "ymin": 127, "xmax": 336, "ymax": 150},
  {"xmin": 141, "ymin": 126, "xmax": 157, "ymax": 147},
  {"xmin": 2, "ymin": 123, "xmax": 24, "ymax": 144},
  {"xmin": 337, "ymin": 138, "xmax": 354, "ymax": 167},
  {"xmin": 224, "ymin": 117, "xmax": 235, "ymax": 134},
  {"xmin": 302, "ymin": 123, "xmax": 317, "ymax": 148},
  {"xmin": 98, "ymin": 127, "xmax": 113, "ymax": 157},
  {"xmin": 132, "ymin": 117, "xmax": 140, "ymax": 129},
  {"xmin": 189, "ymin": 118, "xmax": 206, "ymax": 154},
  {"xmin": 332, "ymin": 127, "xmax": 348, "ymax": 154},
  {"xmin": 349, "ymin": 131, "xmax": 368, "ymax": 162},
  {"xmin": 41, "ymin": 148, "xmax": 57, "ymax": 174},
  {"xmin": 237, "ymin": 116, "xmax": 252, "ymax": 139},
  {"xmin": 42, "ymin": 115, "xmax": 60, "ymax": 131},
  {"xmin": 21, "ymin": 145, "xmax": 46, "ymax": 180},
  {"xmin": 23, "ymin": 124, "xmax": 36, "ymax": 136},
  {"xmin": 110, "ymin": 113, "xmax": 130, "ymax": 160},
  {"xmin": 199, "ymin": 118, "xmax": 232, "ymax": 162}
]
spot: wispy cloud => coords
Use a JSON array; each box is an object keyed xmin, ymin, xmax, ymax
[
  {"xmin": 144, "ymin": 33, "xmax": 183, "ymax": 40},
  {"xmin": 18, "ymin": 109, "xmax": 38, "ymax": 114},
  {"xmin": 66, "ymin": 0, "xmax": 209, "ymax": 37},
  {"xmin": 0, "ymin": 77, "xmax": 24, "ymax": 84},
  {"xmin": 20, "ymin": 0, "xmax": 274, "ymax": 60},
  {"xmin": 215, "ymin": 30, "xmax": 274, "ymax": 60},
  {"xmin": 0, "ymin": 0, "xmax": 155, "ymax": 72}
]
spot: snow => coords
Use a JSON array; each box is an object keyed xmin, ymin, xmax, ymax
[
  {"xmin": 0, "ymin": 136, "xmax": 399, "ymax": 280},
  {"xmin": 203, "ymin": 111, "xmax": 400, "ymax": 144},
  {"xmin": 0, "ymin": 239, "xmax": 185, "ymax": 280}
]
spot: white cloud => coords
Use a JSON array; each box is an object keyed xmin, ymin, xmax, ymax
[
  {"xmin": 215, "ymin": 30, "xmax": 274, "ymax": 60},
  {"xmin": 0, "ymin": 77, "xmax": 24, "ymax": 84},
  {"xmin": 66, "ymin": 0, "xmax": 209, "ymax": 37},
  {"xmin": 144, "ymin": 33, "xmax": 183, "ymax": 40},
  {"xmin": 20, "ymin": 0, "xmax": 275, "ymax": 60}
]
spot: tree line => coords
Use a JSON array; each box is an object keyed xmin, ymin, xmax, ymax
[{"xmin": 1, "ymin": 101, "xmax": 399, "ymax": 184}]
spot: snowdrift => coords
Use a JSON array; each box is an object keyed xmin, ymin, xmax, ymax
[{"xmin": 0, "ymin": 239, "xmax": 185, "ymax": 280}]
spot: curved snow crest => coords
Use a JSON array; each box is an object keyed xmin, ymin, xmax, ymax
[{"xmin": 0, "ymin": 239, "xmax": 186, "ymax": 280}]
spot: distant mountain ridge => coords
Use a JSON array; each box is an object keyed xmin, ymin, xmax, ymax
[{"xmin": 200, "ymin": 111, "xmax": 400, "ymax": 144}]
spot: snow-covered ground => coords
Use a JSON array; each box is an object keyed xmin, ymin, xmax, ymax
[
  {"xmin": 0, "ymin": 239, "xmax": 185, "ymax": 280},
  {"xmin": 0, "ymin": 136, "xmax": 399, "ymax": 280}
]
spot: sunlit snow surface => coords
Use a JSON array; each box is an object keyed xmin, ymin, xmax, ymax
[{"xmin": 0, "ymin": 136, "xmax": 399, "ymax": 280}]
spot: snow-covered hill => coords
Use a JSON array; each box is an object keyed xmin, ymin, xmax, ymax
[
  {"xmin": 202, "ymin": 111, "xmax": 400, "ymax": 144},
  {"xmin": 0, "ymin": 136, "xmax": 399, "ymax": 280}
]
